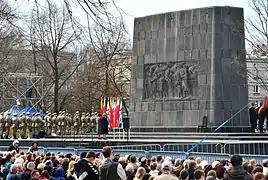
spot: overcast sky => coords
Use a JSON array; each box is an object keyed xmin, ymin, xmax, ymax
[
  {"xmin": 14, "ymin": 0, "xmax": 251, "ymax": 36},
  {"xmin": 115, "ymin": 0, "xmax": 250, "ymax": 35}
]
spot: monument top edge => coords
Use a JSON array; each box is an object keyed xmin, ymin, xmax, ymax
[{"xmin": 134, "ymin": 6, "xmax": 243, "ymax": 19}]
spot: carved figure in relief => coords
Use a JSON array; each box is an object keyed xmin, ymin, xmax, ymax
[{"xmin": 144, "ymin": 62, "xmax": 198, "ymax": 99}]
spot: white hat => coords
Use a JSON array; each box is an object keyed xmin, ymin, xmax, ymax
[
  {"xmin": 161, "ymin": 160, "xmax": 172, "ymax": 171},
  {"xmin": 212, "ymin": 161, "xmax": 220, "ymax": 169}
]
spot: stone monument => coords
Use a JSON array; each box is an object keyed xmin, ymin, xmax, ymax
[{"xmin": 130, "ymin": 6, "xmax": 249, "ymax": 128}]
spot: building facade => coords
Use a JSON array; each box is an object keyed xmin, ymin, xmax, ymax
[{"xmin": 247, "ymin": 55, "xmax": 268, "ymax": 106}]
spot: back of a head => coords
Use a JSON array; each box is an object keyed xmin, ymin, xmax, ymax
[
  {"xmin": 180, "ymin": 170, "xmax": 189, "ymax": 180},
  {"xmin": 102, "ymin": 146, "xmax": 111, "ymax": 159},
  {"xmin": 86, "ymin": 151, "xmax": 95, "ymax": 159},
  {"xmin": 194, "ymin": 169, "xmax": 205, "ymax": 180},
  {"xmin": 231, "ymin": 155, "xmax": 243, "ymax": 167},
  {"xmin": 189, "ymin": 160, "xmax": 196, "ymax": 169},
  {"xmin": 135, "ymin": 167, "xmax": 146, "ymax": 179},
  {"xmin": 150, "ymin": 162, "xmax": 157, "ymax": 171},
  {"xmin": 254, "ymin": 172, "xmax": 265, "ymax": 180},
  {"xmin": 27, "ymin": 161, "xmax": 35, "ymax": 171},
  {"xmin": 156, "ymin": 156, "xmax": 162, "ymax": 162},
  {"xmin": 130, "ymin": 156, "xmax": 137, "ymax": 163},
  {"xmin": 207, "ymin": 170, "xmax": 217, "ymax": 178},
  {"xmin": 253, "ymin": 166, "xmax": 263, "ymax": 174}
]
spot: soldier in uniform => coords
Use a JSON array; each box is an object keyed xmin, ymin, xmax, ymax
[
  {"xmin": 90, "ymin": 112, "xmax": 98, "ymax": 133},
  {"xmin": 57, "ymin": 111, "xmax": 63, "ymax": 135},
  {"xmin": 18, "ymin": 113, "xmax": 26, "ymax": 139},
  {"xmin": 61, "ymin": 111, "xmax": 67, "ymax": 135},
  {"xmin": 66, "ymin": 113, "xmax": 72, "ymax": 135},
  {"xmin": 26, "ymin": 112, "xmax": 32, "ymax": 139},
  {"xmin": 0, "ymin": 112, "xmax": 5, "ymax": 139},
  {"xmin": 5, "ymin": 112, "xmax": 12, "ymax": 139},
  {"xmin": 47, "ymin": 113, "xmax": 53, "ymax": 136},
  {"xmin": 35, "ymin": 113, "xmax": 44, "ymax": 138},
  {"xmin": 85, "ymin": 113, "xmax": 91, "ymax": 133},
  {"xmin": 73, "ymin": 111, "xmax": 80, "ymax": 135},
  {"xmin": 52, "ymin": 113, "xmax": 57, "ymax": 135},
  {"xmin": 81, "ymin": 112, "xmax": 86, "ymax": 134},
  {"xmin": 11, "ymin": 113, "xmax": 19, "ymax": 139}
]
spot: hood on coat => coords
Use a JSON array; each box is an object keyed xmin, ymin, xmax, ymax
[{"xmin": 55, "ymin": 167, "xmax": 64, "ymax": 178}]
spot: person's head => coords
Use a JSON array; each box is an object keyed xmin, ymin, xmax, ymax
[
  {"xmin": 130, "ymin": 155, "xmax": 137, "ymax": 163},
  {"xmin": 161, "ymin": 160, "xmax": 172, "ymax": 173},
  {"xmin": 141, "ymin": 157, "xmax": 147, "ymax": 165},
  {"xmin": 32, "ymin": 142, "xmax": 38, "ymax": 148},
  {"xmin": 126, "ymin": 164, "xmax": 134, "ymax": 174},
  {"xmin": 102, "ymin": 146, "xmax": 112, "ymax": 158},
  {"xmin": 151, "ymin": 156, "xmax": 156, "ymax": 163},
  {"xmin": 243, "ymin": 162, "xmax": 253, "ymax": 174},
  {"xmin": 180, "ymin": 170, "xmax": 189, "ymax": 180},
  {"xmin": 230, "ymin": 155, "xmax": 243, "ymax": 167},
  {"xmin": 32, "ymin": 170, "xmax": 40, "ymax": 179},
  {"xmin": 250, "ymin": 159, "xmax": 257, "ymax": 168},
  {"xmin": 189, "ymin": 160, "xmax": 196, "ymax": 169},
  {"xmin": 252, "ymin": 102, "xmax": 255, "ymax": 107},
  {"xmin": 254, "ymin": 172, "xmax": 265, "ymax": 180},
  {"xmin": 135, "ymin": 167, "xmax": 146, "ymax": 179},
  {"xmin": 10, "ymin": 164, "xmax": 18, "ymax": 173},
  {"xmin": 196, "ymin": 157, "xmax": 202, "ymax": 164},
  {"xmin": 253, "ymin": 166, "xmax": 263, "ymax": 174},
  {"xmin": 207, "ymin": 170, "xmax": 217, "ymax": 179},
  {"xmin": 204, "ymin": 164, "xmax": 213, "ymax": 177},
  {"xmin": 40, "ymin": 170, "xmax": 50, "ymax": 179},
  {"xmin": 150, "ymin": 162, "xmax": 157, "ymax": 171},
  {"xmin": 16, "ymin": 164, "xmax": 24, "ymax": 174},
  {"xmin": 194, "ymin": 170, "xmax": 205, "ymax": 180},
  {"xmin": 86, "ymin": 151, "xmax": 95, "ymax": 163},
  {"xmin": 80, "ymin": 152, "xmax": 87, "ymax": 159},
  {"xmin": 27, "ymin": 162, "xmax": 35, "ymax": 171},
  {"xmin": 156, "ymin": 156, "xmax": 162, "ymax": 163},
  {"xmin": 12, "ymin": 140, "xmax": 19, "ymax": 148}
]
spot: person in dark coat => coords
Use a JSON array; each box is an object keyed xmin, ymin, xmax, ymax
[
  {"xmin": 73, "ymin": 151, "xmax": 99, "ymax": 180},
  {"xmin": 8, "ymin": 140, "xmax": 19, "ymax": 153},
  {"xmin": 223, "ymin": 155, "xmax": 253, "ymax": 180},
  {"xmin": 249, "ymin": 103, "xmax": 258, "ymax": 133},
  {"xmin": 100, "ymin": 113, "xmax": 109, "ymax": 139}
]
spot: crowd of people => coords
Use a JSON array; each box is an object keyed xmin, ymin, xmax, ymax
[
  {"xmin": 0, "ymin": 111, "xmax": 110, "ymax": 140},
  {"xmin": 0, "ymin": 141, "xmax": 268, "ymax": 180}
]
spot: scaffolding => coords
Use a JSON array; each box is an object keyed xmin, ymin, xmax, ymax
[{"xmin": 2, "ymin": 73, "xmax": 44, "ymax": 111}]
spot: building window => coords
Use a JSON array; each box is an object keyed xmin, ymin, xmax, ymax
[{"xmin": 253, "ymin": 85, "xmax": 260, "ymax": 93}]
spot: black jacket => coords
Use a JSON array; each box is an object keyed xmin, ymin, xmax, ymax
[
  {"xmin": 224, "ymin": 166, "xmax": 253, "ymax": 180},
  {"xmin": 249, "ymin": 107, "xmax": 258, "ymax": 124},
  {"xmin": 73, "ymin": 159, "xmax": 99, "ymax": 180},
  {"xmin": 8, "ymin": 145, "xmax": 19, "ymax": 153}
]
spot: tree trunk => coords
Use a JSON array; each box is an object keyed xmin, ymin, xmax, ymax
[{"xmin": 54, "ymin": 77, "xmax": 59, "ymax": 113}]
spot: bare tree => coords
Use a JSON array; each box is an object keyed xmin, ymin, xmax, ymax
[
  {"xmin": 70, "ymin": 20, "xmax": 131, "ymax": 114},
  {"xmin": 27, "ymin": 0, "xmax": 84, "ymax": 113}
]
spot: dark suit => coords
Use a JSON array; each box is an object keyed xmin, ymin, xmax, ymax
[{"xmin": 249, "ymin": 107, "xmax": 258, "ymax": 132}]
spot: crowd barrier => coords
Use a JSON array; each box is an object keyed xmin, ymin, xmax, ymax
[{"xmin": 2, "ymin": 146, "xmax": 267, "ymax": 164}]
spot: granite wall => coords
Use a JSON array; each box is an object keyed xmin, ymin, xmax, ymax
[{"xmin": 130, "ymin": 6, "xmax": 249, "ymax": 127}]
